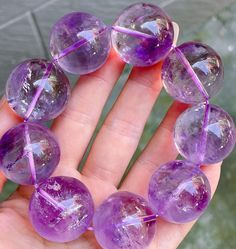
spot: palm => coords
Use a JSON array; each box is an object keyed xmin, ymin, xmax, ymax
[
  {"xmin": 0, "ymin": 169, "xmax": 109, "ymax": 249},
  {"xmin": 0, "ymin": 47, "xmax": 221, "ymax": 249}
]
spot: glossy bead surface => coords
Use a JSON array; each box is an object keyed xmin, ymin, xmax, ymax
[
  {"xmin": 174, "ymin": 104, "xmax": 236, "ymax": 164},
  {"xmin": 111, "ymin": 3, "xmax": 174, "ymax": 66},
  {"xmin": 148, "ymin": 160, "xmax": 211, "ymax": 223},
  {"xmin": 50, "ymin": 12, "xmax": 111, "ymax": 75},
  {"xmin": 0, "ymin": 122, "xmax": 60, "ymax": 185},
  {"xmin": 6, "ymin": 59, "xmax": 70, "ymax": 121},
  {"xmin": 29, "ymin": 176, "xmax": 94, "ymax": 242},
  {"xmin": 93, "ymin": 191, "xmax": 156, "ymax": 249},
  {"xmin": 162, "ymin": 42, "xmax": 224, "ymax": 103}
]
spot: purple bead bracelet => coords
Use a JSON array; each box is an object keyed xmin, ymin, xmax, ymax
[{"xmin": 0, "ymin": 2, "xmax": 235, "ymax": 249}]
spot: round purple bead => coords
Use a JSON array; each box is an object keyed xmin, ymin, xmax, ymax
[
  {"xmin": 29, "ymin": 176, "xmax": 94, "ymax": 242},
  {"xmin": 6, "ymin": 59, "xmax": 70, "ymax": 121},
  {"xmin": 0, "ymin": 122, "xmax": 60, "ymax": 185},
  {"xmin": 93, "ymin": 191, "xmax": 156, "ymax": 249},
  {"xmin": 148, "ymin": 160, "xmax": 211, "ymax": 223},
  {"xmin": 50, "ymin": 12, "xmax": 111, "ymax": 75},
  {"xmin": 111, "ymin": 3, "xmax": 174, "ymax": 66},
  {"xmin": 162, "ymin": 42, "xmax": 224, "ymax": 104},
  {"xmin": 174, "ymin": 104, "xmax": 236, "ymax": 164}
]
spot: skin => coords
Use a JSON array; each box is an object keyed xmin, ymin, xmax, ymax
[{"xmin": 0, "ymin": 32, "xmax": 221, "ymax": 249}]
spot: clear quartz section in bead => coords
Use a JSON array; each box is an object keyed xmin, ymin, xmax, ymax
[
  {"xmin": 93, "ymin": 191, "xmax": 156, "ymax": 249},
  {"xmin": 6, "ymin": 58, "xmax": 70, "ymax": 121},
  {"xmin": 148, "ymin": 160, "xmax": 211, "ymax": 223},
  {"xmin": 29, "ymin": 176, "xmax": 94, "ymax": 242},
  {"xmin": 162, "ymin": 42, "xmax": 224, "ymax": 104},
  {"xmin": 111, "ymin": 3, "xmax": 174, "ymax": 66},
  {"xmin": 0, "ymin": 122, "xmax": 60, "ymax": 185},
  {"xmin": 174, "ymin": 104, "xmax": 236, "ymax": 164},
  {"xmin": 50, "ymin": 12, "xmax": 111, "ymax": 75}
]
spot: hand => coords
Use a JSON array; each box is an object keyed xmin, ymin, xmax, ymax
[{"xmin": 0, "ymin": 48, "xmax": 221, "ymax": 249}]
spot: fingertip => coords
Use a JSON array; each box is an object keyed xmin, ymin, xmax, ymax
[
  {"xmin": 172, "ymin": 22, "xmax": 180, "ymax": 46},
  {"xmin": 171, "ymin": 101, "xmax": 189, "ymax": 115},
  {"xmin": 102, "ymin": 47, "xmax": 125, "ymax": 72},
  {"xmin": 158, "ymin": 101, "xmax": 189, "ymax": 133},
  {"xmin": 201, "ymin": 162, "xmax": 222, "ymax": 195},
  {"xmin": 0, "ymin": 97, "xmax": 22, "ymax": 134},
  {"xmin": 109, "ymin": 47, "xmax": 124, "ymax": 64}
]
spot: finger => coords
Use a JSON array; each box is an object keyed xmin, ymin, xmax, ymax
[
  {"xmin": 121, "ymin": 101, "xmax": 188, "ymax": 192},
  {"xmin": 82, "ymin": 61, "xmax": 164, "ymax": 185},
  {"xmin": 0, "ymin": 98, "xmax": 22, "ymax": 190},
  {"xmin": 52, "ymin": 50, "xmax": 125, "ymax": 171},
  {"xmin": 82, "ymin": 24, "xmax": 179, "ymax": 186}
]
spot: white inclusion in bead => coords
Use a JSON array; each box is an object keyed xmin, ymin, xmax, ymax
[
  {"xmin": 61, "ymin": 195, "xmax": 83, "ymax": 215},
  {"xmin": 121, "ymin": 215, "xmax": 142, "ymax": 228},
  {"xmin": 34, "ymin": 78, "xmax": 53, "ymax": 93},
  {"xmin": 48, "ymin": 181, "xmax": 61, "ymax": 191}
]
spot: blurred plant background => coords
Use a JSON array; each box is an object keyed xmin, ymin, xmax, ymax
[{"xmin": 0, "ymin": 0, "xmax": 236, "ymax": 248}]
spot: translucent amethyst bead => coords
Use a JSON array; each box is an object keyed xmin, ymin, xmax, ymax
[
  {"xmin": 6, "ymin": 59, "xmax": 70, "ymax": 121},
  {"xmin": 148, "ymin": 160, "xmax": 211, "ymax": 223},
  {"xmin": 174, "ymin": 104, "xmax": 236, "ymax": 164},
  {"xmin": 93, "ymin": 191, "xmax": 156, "ymax": 249},
  {"xmin": 29, "ymin": 176, "xmax": 94, "ymax": 242},
  {"xmin": 50, "ymin": 12, "xmax": 111, "ymax": 75},
  {"xmin": 162, "ymin": 42, "xmax": 224, "ymax": 103},
  {"xmin": 0, "ymin": 122, "xmax": 60, "ymax": 185},
  {"xmin": 111, "ymin": 3, "xmax": 174, "ymax": 66}
]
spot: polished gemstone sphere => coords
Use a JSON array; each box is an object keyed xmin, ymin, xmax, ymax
[
  {"xmin": 148, "ymin": 160, "xmax": 211, "ymax": 223},
  {"xmin": 50, "ymin": 12, "xmax": 111, "ymax": 75},
  {"xmin": 6, "ymin": 59, "xmax": 70, "ymax": 121},
  {"xmin": 111, "ymin": 3, "xmax": 174, "ymax": 66},
  {"xmin": 93, "ymin": 191, "xmax": 156, "ymax": 249},
  {"xmin": 174, "ymin": 104, "xmax": 236, "ymax": 164},
  {"xmin": 0, "ymin": 122, "xmax": 60, "ymax": 185},
  {"xmin": 162, "ymin": 42, "xmax": 224, "ymax": 103},
  {"xmin": 29, "ymin": 176, "xmax": 94, "ymax": 242}
]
